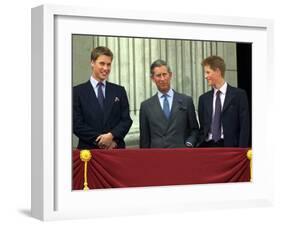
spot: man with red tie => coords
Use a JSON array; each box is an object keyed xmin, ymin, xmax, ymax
[{"xmin": 198, "ymin": 56, "xmax": 250, "ymax": 147}]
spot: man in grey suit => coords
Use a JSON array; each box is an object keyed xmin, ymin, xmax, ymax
[{"xmin": 139, "ymin": 59, "xmax": 199, "ymax": 148}]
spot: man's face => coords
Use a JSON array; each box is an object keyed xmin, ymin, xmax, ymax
[
  {"xmin": 151, "ymin": 65, "xmax": 172, "ymax": 93},
  {"xmin": 203, "ymin": 65, "xmax": 221, "ymax": 87},
  {"xmin": 91, "ymin": 55, "xmax": 112, "ymax": 81}
]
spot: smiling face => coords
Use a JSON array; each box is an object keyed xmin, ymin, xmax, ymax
[
  {"xmin": 203, "ymin": 65, "xmax": 224, "ymax": 88},
  {"xmin": 151, "ymin": 65, "xmax": 172, "ymax": 93},
  {"xmin": 91, "ymin": 55, "xmax": 112, "ymax": 81}
]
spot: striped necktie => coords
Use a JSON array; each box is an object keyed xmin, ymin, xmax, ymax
[{"xmin": 97, "ymin": 82, "xmax": 105, "ymax": 110}]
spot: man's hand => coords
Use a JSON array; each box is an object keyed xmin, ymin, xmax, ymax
[
  {"xmin": 96, "ymin": 133, "xmax": 114, "ymax": 149},
  {"xmin": 107, "ymin": 141, "xmax": 117, "ymax": 150}
]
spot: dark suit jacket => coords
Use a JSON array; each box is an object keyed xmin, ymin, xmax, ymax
[
  {"xmin": 198, "ymin": 84, "xmax": 250, "ymax": 147},
  {"xmin": 139, "ymin": 91, "xmax": 199, "ymax": 148},
  {"xmin": 73, "ymin": 80, "xmax": 132, "ymax": 149}
]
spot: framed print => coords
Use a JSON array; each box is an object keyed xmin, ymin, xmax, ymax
[{"xmin": 31, "ymin": 4, "xmax": 274, "ymax": 221}]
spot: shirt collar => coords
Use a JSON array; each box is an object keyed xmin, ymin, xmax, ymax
[
  {"xmin": 214, "ymin": 82, "xmax": 227, "ymax": 95},
  {"xmin": 90, "ymin": 76, "xmax": 106, "ymax": 88},
  {"xmin": 157, "ymin": 88, "xmax": 174, "ymax": 99}
]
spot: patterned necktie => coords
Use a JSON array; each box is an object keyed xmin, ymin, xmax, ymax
[
  {"xmin": 212, "ymin": 90, "xmax": 222, "ymax": 142},
  {"xmin": 97, "ymin": 82, "xmax": 105, "ymax": 110},
  {"xmin": 162, "ymin": 94, "xmax": 170, "ymax": 119}
]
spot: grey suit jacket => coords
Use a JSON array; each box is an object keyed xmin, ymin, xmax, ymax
[{"xmin": 139, "ymin": 91, "xmax": 199, "ymax": 148}]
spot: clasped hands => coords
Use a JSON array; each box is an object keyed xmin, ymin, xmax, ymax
[{"xmin": 96, "ymin": 132, "xmax": 117, "ymax": 150}]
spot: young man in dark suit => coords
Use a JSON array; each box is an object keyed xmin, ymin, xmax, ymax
[
  {"xmin": 198, "ymin": 56, "xmax": 250, "ymax": 148},
  {"xmin": 139, "ymin": 59, "xmax": 199, "ymax": 148},
  {"xmin": 73, "ymin": 46, "xmax": 132, "ymax": 149}
]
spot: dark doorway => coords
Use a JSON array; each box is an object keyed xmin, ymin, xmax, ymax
[{"xmin": 236, "ymin": 43, "xmax": 252, "ymax": 147}]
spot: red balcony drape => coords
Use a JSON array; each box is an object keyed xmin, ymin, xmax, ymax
[{"xmin": 73, "ymin": 148, "xmax": 250, "ymax": 190}]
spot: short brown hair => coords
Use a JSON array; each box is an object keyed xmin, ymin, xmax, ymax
[
  {"xmin": 201, "ymin": 56, "xmax": 226, "ymax": 77},
  {"xmin": 90, "ymin": 46, "xmax": 113, "ymax": 62}
]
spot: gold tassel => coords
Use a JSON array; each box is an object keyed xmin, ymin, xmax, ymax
[
  {"xmin": 246, "ymin": 149, "xmax": 252, "ymax": 182},
  {"xmin": 80, "ymin": 149, "xmax": 92, "ymax": 190}
]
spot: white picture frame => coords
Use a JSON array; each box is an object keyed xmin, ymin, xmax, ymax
[{"xmin": 31, "ymin": 4, "xmax": 274, "ymax": 221}]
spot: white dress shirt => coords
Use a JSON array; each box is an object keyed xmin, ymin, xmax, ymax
[
  {"xmin": 90, "ymin": 76, "xmax": 106, "ymax": 98},
  {"xmin": 157, "ymin": 89, "xmax": 174, "ymax": 111}
]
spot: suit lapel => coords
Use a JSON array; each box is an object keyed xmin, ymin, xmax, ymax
[
  {"xmin": 165, "ymin": 92, "xmax": 179, "ymax": 130},
  {"xmin": 85, "ymin": 81, "xmax": 103, "ymax": 114},
  {"xmin": 222, "ymin": 84, "xmax": 234, "ymax": 112},
  {"xmin": 150, "ymin": 94, "xmax": 171, "ymax": 135},
  {"xmin": 169, "ymin": 92, "xmax": 181, "ymax": 121},
  {"xmin": 170, "ymin": 92, "xmax": 178, "ymax": 117},
  {"xmin": 155, "ymin": 92, "xmax": 185, "ymax": 125},
  {"xmin": 151, "ymin": 94, "xmax": 168, "ymax": 122},
  {"xmin": 103, "ymin": 82, "xmax": 115, "ymax": 123}
]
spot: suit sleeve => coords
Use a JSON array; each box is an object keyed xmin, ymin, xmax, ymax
[
  {"xmin": 73, "ymin": 87, "xmax": 100, "ymax": 145},
  {"xmin": 185, "ymin": 97, "xmax": 199, "ymax": 147},
  {"xmin": 139, "ymin": 102, "xmax": 151, "ymax": 148},
  {"xmin": 238, "ymin": 90, "xmax": 250, "ymax": 147},
  {"xmin": 110, "ymin": 87, "xmax": 133, "ymax": 140}
]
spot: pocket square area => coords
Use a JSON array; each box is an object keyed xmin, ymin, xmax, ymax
[{"xmin": 179, "ymin": 106, "xmax": 187, "ymax": 111}]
